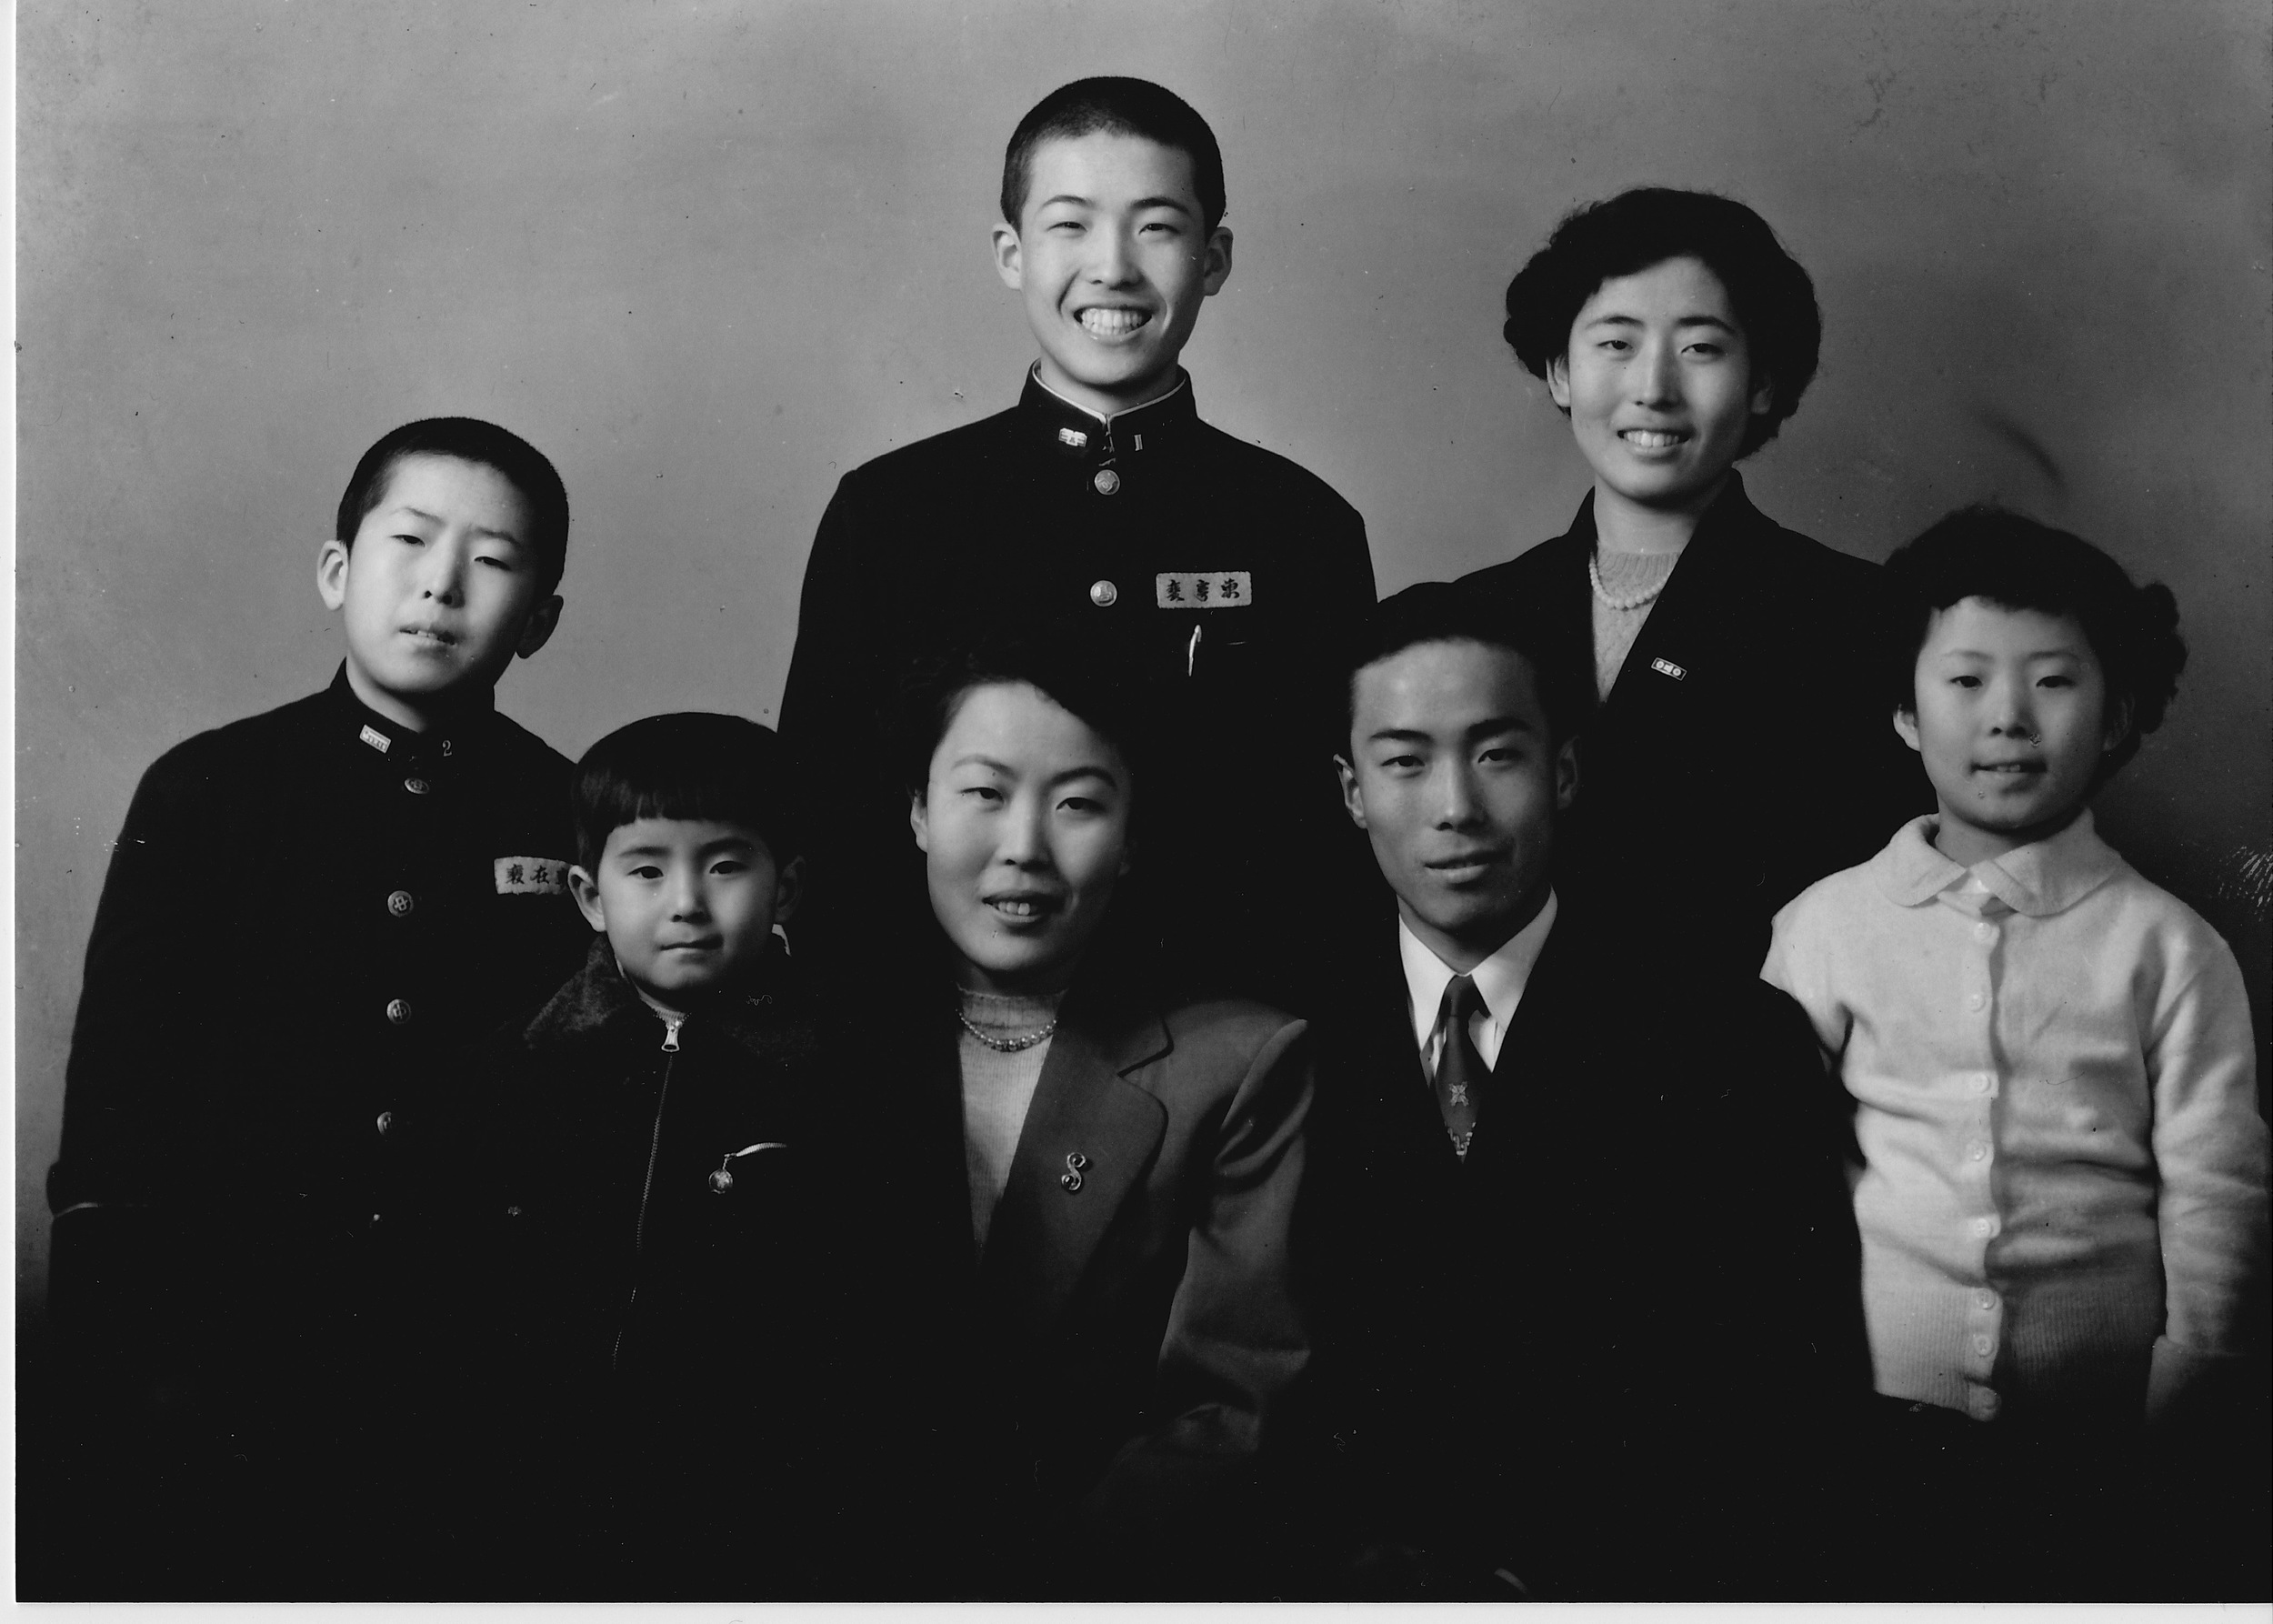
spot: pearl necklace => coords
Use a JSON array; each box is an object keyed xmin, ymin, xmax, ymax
[
  {"xmin": 1588, "ymin": 548, "xmax": 1674, "ymax": 613},
  {"xmin": 957, "ymin": 1010, "xmax": 1059, "ymax": 1052}
]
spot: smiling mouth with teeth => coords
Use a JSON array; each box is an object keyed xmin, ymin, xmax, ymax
[
  {"xmin": 1620, "ymin": 429, "xmax": 1687, "ymax": 449},
  {"xmin": 1079, "ymin": 308, "xmax": 1150, "ymax": 338}
]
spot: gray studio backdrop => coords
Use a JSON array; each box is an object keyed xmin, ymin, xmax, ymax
[{"xmin": 18, "ymin": 0, "xmax": 2271, "ymax": 1319}]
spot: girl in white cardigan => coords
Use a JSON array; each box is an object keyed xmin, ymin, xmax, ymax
[{"xmin": 1765, "ymin": 507, "xmax": 2267, "ymax": 1596}]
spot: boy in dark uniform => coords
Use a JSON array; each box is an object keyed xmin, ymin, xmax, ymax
[
  {"xmin": 779, "ymin": 76, "xmax": 1376, "ymax": 1009},
  {"xmin": 36, "ymin": 416, "xmax": 590, "ymax": 1598}
]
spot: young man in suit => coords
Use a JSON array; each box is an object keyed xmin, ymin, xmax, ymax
[{"xmin": 1296, "ymin": 582, "xmax": 1867, "ymax": 1600}]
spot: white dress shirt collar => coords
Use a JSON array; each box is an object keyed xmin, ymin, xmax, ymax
[{"xmin": 1397, "ymin": 890, "xmax": 1559, "ymax": 1073}]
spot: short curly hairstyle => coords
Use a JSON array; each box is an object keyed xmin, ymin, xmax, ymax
[
  {"xmin": 1883, "ymin": 506, "xmax": 2187, "ymax": 789},
  {"xmin": 1502, "ymin": 187, "xmax": 1820, "ymax": 458}
]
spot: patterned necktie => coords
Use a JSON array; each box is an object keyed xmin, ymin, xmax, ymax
[{"xmin": 1433, "ymin": 973, "xmax": 1489, "ymax": 1160}]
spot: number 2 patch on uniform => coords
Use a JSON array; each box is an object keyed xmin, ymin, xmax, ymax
[
  {"xmin": 1156, "ymin": 571, "xmax": 1253, "ymax": 608},
  {"xmin": 495, "ymin": 857, "xmax": 571, "ymax": 896}
]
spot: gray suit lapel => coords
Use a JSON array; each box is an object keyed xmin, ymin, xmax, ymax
[{"xmin": 978, "ymin": 1003, "xmax": 1171, "ymax": 1339}]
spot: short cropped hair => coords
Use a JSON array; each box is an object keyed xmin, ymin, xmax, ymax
[
  {"xmin": 1502, "ymin": 187, "xmax": 1821, "ymax": 458},
  {"xmin": 572, "ymin": 713, "xmax": 804, "ymax": 872},
  {"xmin": 335, "ymin": 417, "xmax": 572, "ymax": 594},
  {"xmin": 1000, "ymin": 76, "xmax": 1227, "ymax": 235},
  {"xmin": 1884, "ymin": 506, "xmax": 2186, "ymax": 787},
  {"xmin": 893, "ymin": 631, "xmax": 1148, "ymax": 807},
  {"xmin": 1344, "ymin": 581, "xmax": 1593, "ymax": 753}
]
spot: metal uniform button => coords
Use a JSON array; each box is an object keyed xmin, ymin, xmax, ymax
[
  {"xmin": 1088, "ymin": 580, "xmax": 1118, "ymax": 607},
  {"xmin": 404, "ymin": 777, "xmax": 432, "ymax": 796},
  {"xmin": 386, "ymin": 997, "xmax": 414, "ymax": 1026},
  {"xmin": 375, "ymin": 1110, "xmax": 395, "ymax": 1137},
  {"xmin": 1092, "ymin": 468, "xmax": 1121, "ymax": 496},
  {"xmin": 386, "ymin": 889, "xmax": 415, "ymax": 918}
]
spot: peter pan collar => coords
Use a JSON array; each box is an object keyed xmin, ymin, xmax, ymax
[{"xmin": 1872, "ymin": 809, "xmax": 2127, "ymax": 917}]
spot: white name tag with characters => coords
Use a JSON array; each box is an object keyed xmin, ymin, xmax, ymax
[
  {"xmin": 1649, "ymin": 657, "xmax": 1687, "ymax": 681},
  {"xmin": 495, "ymin": 857, "xmax": 571, "ymax": 896},
  {"xmin": 1156, "ymin": 570, "xmax": 1253, "ymax": 608}
]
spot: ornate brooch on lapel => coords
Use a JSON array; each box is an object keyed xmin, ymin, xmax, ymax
[{"xmin": 1059, "ymin": 1150, "xmax": 1090, "ymax": 1193}]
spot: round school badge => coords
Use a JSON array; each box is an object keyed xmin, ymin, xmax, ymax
[{"xmin": 1088, "ymin": 580, "xmax": 1118, "ymax": 607}]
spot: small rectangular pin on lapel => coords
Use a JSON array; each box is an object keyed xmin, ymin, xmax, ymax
[{"xmin": 1649, "ymin": 657, "xmax": 1687, "ymax": 681}]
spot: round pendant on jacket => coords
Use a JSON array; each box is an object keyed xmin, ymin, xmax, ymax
[{"xmin": 708, "ymin": 1168, "xmax": 735, "ymax": 1194}]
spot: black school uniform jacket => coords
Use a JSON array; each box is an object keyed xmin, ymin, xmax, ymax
[
  {"xmin": 48, "ymin": 667, "xmax": 587, "ymax": 1391},
  {"xmin": 1457, "ymin": 475, "xmax": 1929, "ymax": 966},
  {"xmin": 778, "ymin": 370, "xmax": 1377, "ymax": 1011},
  {"xmin": 1300, "ymin": 900, "xmax": 1868, "ymax": 1600}
]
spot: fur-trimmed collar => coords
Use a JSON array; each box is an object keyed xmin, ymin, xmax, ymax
[{"xmin": 522, "ymin": 935, "xmax": 821, "ymax": 1060}]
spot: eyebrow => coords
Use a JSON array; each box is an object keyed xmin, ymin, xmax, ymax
[
  {"xmin": 950, "ymin": 754, "xmax": 1120, "ymax": 785},
  {"xmin": 1367, "ymin": 715, "xmax": 1537, "ymax": 745},
  {"xmin": 1037, "ymin": 192, "xmax": 1196, "ymax": 219},
  {"xmin": 391, "ymin": 506, "xmax": 525, "ymax": 546},
  {"xmin": 612, "ymin": 835, "xmax": 758, "ymax": 860},
  {"xmin": 1580, "ymin": 312, "xmax": 1740, "ymax": 335}
]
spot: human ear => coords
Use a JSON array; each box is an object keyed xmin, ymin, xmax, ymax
[
  {"xmin": 1335, "ymin": 756, "xmax": 1367, "ymax": 829},
  {"xmin": 909, "ymin": 793, "xmax": 931, "ymax": 854},
  {"xmin": 1200, "ymin": 226, "xmax": 1233, "ymax": 296},
  {"xmin": 315, "ymin": 539, "xmax": 351, "ymax": 610},
  {"xmin": 771, "ymin": 854, "xmax": 806, "ymax": 924},
  {"xmin": 1748, "ymin": 369, "xmax": 1777, "ymax": 418},
  {"xmin": 1553, "ymin": 736, "xmax": 1581, "ymax": 812},
  {"xmin": 1892, "ymin": 707, "xmax": 1922, "ymax": 754},
  {"xmin": 568, "ymin": 865, "xmax": 607, "ymax": 932},
  {"xmin": 2100, "ymin": 694, "xmax": 2137, "ymax": 756},
  {"xmin": 992, "ymin": 223, "xmax": 1024, "ymax": 291},
  {"xmin": 516, "ymin": 594, "xmax": 564, "ymax": 660},
  {"xmin": 1546, "ymin": 356, "xmax": 1573, "ymax": 411}
]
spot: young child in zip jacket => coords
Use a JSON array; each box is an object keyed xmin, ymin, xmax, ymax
[{"xmin": 400, "ymin": 713, "xmax": 870, "ymax": 1599}]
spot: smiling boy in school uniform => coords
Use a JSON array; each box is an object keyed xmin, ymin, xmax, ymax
[{"xmin": 779, "ymin": 75, "xmax": 1376, "ymax": 1010}]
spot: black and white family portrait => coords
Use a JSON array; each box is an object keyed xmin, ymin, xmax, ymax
[{"xmin": 16, "ymin": 0, "xmax": 2269, "ymax": 1604}]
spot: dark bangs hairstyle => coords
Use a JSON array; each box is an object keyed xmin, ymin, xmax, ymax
[
  {"xmin": 1884, "ymin": 506, "xmax": 2187, "ymax": 788},
  {"xmin": 1000, "ymin": 75, "xmax": 1227, "ymax": 234},
  {"xmin": 336, "ymin": 416, "xmax": 573, "ymax": 594},
  {"xmin": 1344, "ymin": 580, "xmax": 1595, "ymax": 755},
  {"xmin": 894, "ymin": 632, "xmax": 1149, "ymax": 818},
  {"xmin": 572, "ymin": 713, "xmax": 805, "ymax": 871},
  {"xmin": 1502, "ymin": 187, "xmax": 1821, "ymax": 458}
]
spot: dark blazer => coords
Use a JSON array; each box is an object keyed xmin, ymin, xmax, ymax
[
  {"xmin": 872, "ymin": 963, "xmax": 1314, "ymax": 1599},
  {"xmin": 1457, "ymin": 475, "xmax": 1930, "ymax": 967},
  {"xmin": 778, "ymin": 370, "xmax": 1376, "ymax": 1011},
  {"xmin": 1299, "ymin": 898, "xmax": 1868, "ymax": 1600}
]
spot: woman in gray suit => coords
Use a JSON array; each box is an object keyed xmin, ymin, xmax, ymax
[{"xmin": 865, "ymin": 632, "xmax": 1312, "ymax": 1600}]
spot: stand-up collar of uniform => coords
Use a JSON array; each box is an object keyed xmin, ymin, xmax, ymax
[
  {"xmin": 1020, "ymin": 365, "xmax": 1199, "ymax": 460},
  {"xmin": 1872, "ymin": 809, "xmax": 2126, "ymax": 917},
  {"xmin": 324, "ymin": 661, "xmax": 494, "ymax": 768}
]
